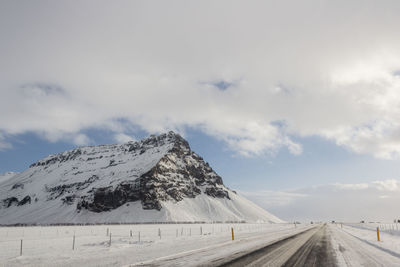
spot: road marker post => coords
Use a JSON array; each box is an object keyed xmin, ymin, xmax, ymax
[
  {"xmin": 377, "ymin": 227, "xmax": 380, "ymax": 241},
  {"xmin": 231, "ymin": 227, "xmax": 235, "ymax": 241},
  {"xmin": 20, "ymin": 239, "xmax": 23, "ymax": 256},
  {"xmin": 72, "ymin": 234, "xmax": 75, "ymax": 250}
]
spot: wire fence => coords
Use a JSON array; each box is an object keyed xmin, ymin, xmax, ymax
[
  {"xmin": 0, "ymin": 223, "xmax": 298, "ymax": 260},
  {"xmin": 342, "ymin": 222, "xmax": 400, "ymax": 236}
]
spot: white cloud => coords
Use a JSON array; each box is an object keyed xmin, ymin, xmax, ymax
[
  {"xmin": 373, "ymin": 179, "xmax": 400, "ymax": 191},
  {"xmin": 245, "ymin": 179, "xmax": 400, "ymax": 222},
  {"xmin": 0, "ymin": 133, "xmax": 12, "ymax": 151},
  {"xmin": 333, "ymin": 183, "xmax": 369, "ymax": 191},
  {"xmin": 240, "ymin": 190, "xmax": 308, "ymax": 207},
  {"xmin": 114, "ymin": 133, "xmax": 136, "ymax": 144},
  {"xmin": 72, "ymin": 134, "xmax": 91, "ymax": 146},
  {"xmin": 1, "ymin": 1, "xmax": 400, "ymax": 158}
]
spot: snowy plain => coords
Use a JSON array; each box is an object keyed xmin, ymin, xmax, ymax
[
  {"xmin": 0, "ymin": 223, "xmax": 308, "ymax": 266},
  {"xmin": 330, "ymin": 222, "xmax": 400, "ymax": 266},
  {"xmin": 341, "ymin": 223, "xmax": 400, "ymax": 257}
]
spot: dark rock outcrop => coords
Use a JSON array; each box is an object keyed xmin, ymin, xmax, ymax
[
  {"xmin": 46, "ymin": 175, "xmax": 99, "ymax": 200},
  {"xmin": 18, "ymin": 196, "xmax": 31, "ymax": 206},
  {"xmin": 11, "ymin": 183, "xmax": 24, "ymax": 190},
  {"xmin": 3, "ymin": 197, "xmax": 19, "ymax": 207},
  {"xmin": 2, "ymin": 195, "xmax": 31, "ymax": 207},
  {"xmin": 77, "ymin": 182, "xmax": 141, "ymax": 212},
  {"xmin": 205, "ymin": 187, "xmax": 230, "ymax": 199}
]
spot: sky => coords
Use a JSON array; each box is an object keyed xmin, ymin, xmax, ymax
[{"xmin": 1, "ymin": 0, "xmax": 400, "ymax": 222}]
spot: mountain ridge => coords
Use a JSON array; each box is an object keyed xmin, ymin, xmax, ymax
[{"xmin": 0, "ymin": 132, "xmax": 283, "ymax": 224}]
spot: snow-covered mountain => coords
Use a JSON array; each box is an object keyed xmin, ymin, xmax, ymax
[
  {"xmin": 0, "ymin": 172, "xmax": 18, "ymax": 184},
  {"xmin": 0, "ymin": 132, "xmax": 283, "ymax": 225}
]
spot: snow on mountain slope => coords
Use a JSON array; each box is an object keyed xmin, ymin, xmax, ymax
[
  {"xmin": 0, "ymin": 132, "xmax": 283, "ymax": 224},
  {"xmin": 0, "ymin": 172, "xmax": 18, "ymax": 184}
]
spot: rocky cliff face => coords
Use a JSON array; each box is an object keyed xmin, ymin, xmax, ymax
[{"xmin": 0, "ymin": 132, "xmax": 231, "ymax": 216}]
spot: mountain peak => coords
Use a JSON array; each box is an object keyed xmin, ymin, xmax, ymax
[{"xmin": 138, "ymin": 131, "xmax": 190, "ymax": 150}]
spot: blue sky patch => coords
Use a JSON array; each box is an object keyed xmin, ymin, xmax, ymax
[{"xmin": 213, "ymin": 80, "xmax": 233, "ymax": 91}]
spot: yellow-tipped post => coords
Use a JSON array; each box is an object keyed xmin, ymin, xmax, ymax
[
  {"xmin": 231, "ymin": 227, "xmax": 235, "ymax": 241},
  {"xmin": 377, "ymin": 227, "xmax": 380, "ymax": 241}
]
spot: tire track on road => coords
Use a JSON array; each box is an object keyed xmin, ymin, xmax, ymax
[{"xmin": 217, "ymin": 224, "xmax": 337, "ymax": 267}]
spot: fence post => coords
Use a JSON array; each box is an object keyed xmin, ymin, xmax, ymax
[
  {"xmin": 138, "ymin": 231, "xmax": 141, "ymax": 242},
  {"xmin": 231, "ymin": 228, "xmax": 234, "ymax": 241},
  {"xmin": 109, "ymin": 233, "xmax": 112, "ymax": 246},
  {"xmin": 106, "ymin": 228, "xmax": 109, "ymax": 236},
  {"xmin": 20, "ymin": 239, "xmax": 23, "ymax": 256},
  {"xmin": 130, "ymin": 230, "xmax": 132, "ymax": 237},
  {"xmin": 72, "ymin": 235, "xmax": 75, "ymax": 250},
  {"xmin": 158, "ymin": 228, "xmax": 161, "ymax": 239},
  {"xmin": 377, "ymin": 227, "xmax": 380, "ymax": 241}
]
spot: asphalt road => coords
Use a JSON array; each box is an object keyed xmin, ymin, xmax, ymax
[{"xmin": 218, "ymin": 224, "xmax": 337, "ymax": 267}]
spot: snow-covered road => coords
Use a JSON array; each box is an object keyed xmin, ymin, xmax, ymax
[{"xmin": 142, "ymin": 224, "xmax": 334, "ymax": 266}]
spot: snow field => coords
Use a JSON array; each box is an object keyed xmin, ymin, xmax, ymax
[
  {"xmin": 329, "ymin": 223, "xmax": 400, "ymax": 266},
  {"xmin": 0, "ymin": 223, "xmax": 306, "ymax": 266},
  {"xmin": 339, "ymin": 223, "xmax": 400, "ymax": 256}
]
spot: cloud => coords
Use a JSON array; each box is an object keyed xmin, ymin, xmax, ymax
[
  {"xmin": 0, "ymin": 133, "xmax": 12, "ymax": 151},
  {"xmin": 240, "ymin": 190, "xmax": 308, "ymax": 207},
  {"xmin": 72, "ymin": 134, "xmax": 91, "ymax": 146},
  {"xmin": 333, "ymin": 183, "xmax": 369, "ymax": 190},
  {"xmin": 1, "ymin": 1, "xmax": 400, "ymax": 158},
  {"xmin": 373, "ymin": 179, "xmax": 400, "ymax": 191},
  {"xmin": 113, "ymin": 133, "xmax": 136, "ymax": 143},
  {"xmin": 244, "ymin": 179, "xmax": 400, "ymax": 222}
]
